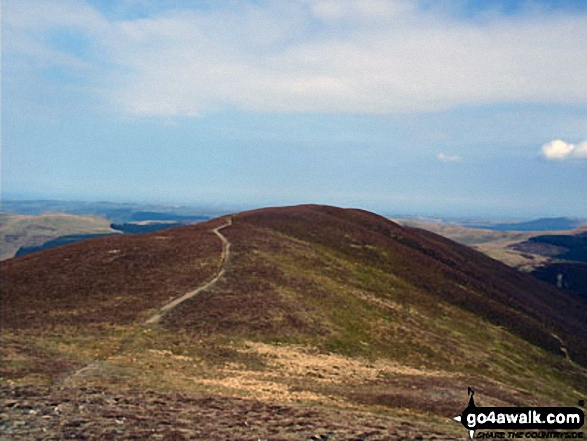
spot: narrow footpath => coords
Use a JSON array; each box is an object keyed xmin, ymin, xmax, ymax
[
  {"xmin": 143, "ymin": 217, "xmax": 232, "ymax": 325},
  {"xmin": 63, "ymin": 217, "xmax": 233, "ymax": 383}
]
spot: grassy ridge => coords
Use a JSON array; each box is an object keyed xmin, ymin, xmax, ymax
[
  {"xmin": 1, "ymin": 205, "xmax": 586, "ymax": 427},
  {"xmin": 172, "ymin": 205, "xmax": 585, "ymax": 364},
  {"xmin": 161, "ymin": 205, "xmax": 586, "ymax": 406}
]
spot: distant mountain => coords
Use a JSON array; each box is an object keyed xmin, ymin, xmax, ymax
[
  {"xmin": 464, "ymin": 217, "xmax": 584, "ymax": 232},
  {"xmin": 2, "ymin": 205, "xmax": 585, "ymax": 423},
  {"xmin": 2, "ymin": 200, "xmax": 223, "ymax": 223},
  {"xmin": 129, "ymin": 211, "xmax": 209, "ymax": 222},
  {"xmin": 109, "ymin": 222, "xmax": 182, "ymax": 234},
  {"xmin": 465, "ymin": 217, "xmax": 584, "ymax": 232}
]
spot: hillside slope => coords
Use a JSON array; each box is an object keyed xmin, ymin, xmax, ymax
[
  {"xmin": 1, "ymin": 205, "xmax": 586, "ymax": 435},
  {"xmin": 1, "ymin": 217, "xmax": 228, "ymax": 328},
  {"xmin": 168, "ymin": 205, "xmax": 586, "ymax": 364}
]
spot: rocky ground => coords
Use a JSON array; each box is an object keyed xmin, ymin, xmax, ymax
[{"xmin": 0, "ymin": 385, "xmax": 459, "ymax": 440}]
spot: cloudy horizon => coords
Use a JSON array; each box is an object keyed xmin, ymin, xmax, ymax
[{"xmin": 3, "ymin": 0, "xmax": 587, "ymax": 217}]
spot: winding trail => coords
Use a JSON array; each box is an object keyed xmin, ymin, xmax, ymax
[
  {"xmin": 144, "ymin": 217, "xmax": 232, "ymax": 325},
  {"xmin": 62, "ymin": 217, "xmax": 233, "ymax": 384}
]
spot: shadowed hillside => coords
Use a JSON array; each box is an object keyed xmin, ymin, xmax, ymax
[{"xmin": 1, "ymin": 205, "xmax": 586, "ymax": 437}]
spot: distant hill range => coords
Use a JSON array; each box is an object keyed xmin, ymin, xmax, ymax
[
  {"xmin": 0, "ymin": 213, "xmax": 119, "ymax": 261},
  {"xmin": 1, "ymin": 201, "xmax": 217, "ymax": 260},
  {"xmin": 129, "ymin": 211, "xmax": 209, "ymax": 222},
  {"xmin": 2, "ymin": 204, "xmax": 585, "ymax": 426},
  {"xmin": 1, "ymin": 200, "xmax": 224, "ymax": 223},
  {"xmin": 463, "ymin": 217, "xmax": 584, "ymax": 232}
]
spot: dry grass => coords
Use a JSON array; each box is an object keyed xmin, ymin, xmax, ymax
[{"xmin": 1, "ymin": 383, "xmax": 465, "ymax": 440}]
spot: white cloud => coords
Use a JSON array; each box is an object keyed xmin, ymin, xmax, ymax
[
  {"xmin": 310, "ymin": 0, "xmax": 415, "ymax": 22},
  {"xmin": 541, "ymin": 140, "xmax": 587, "ymax": 160},
  {"xmin": 4, "ymin": 0, "xmax": 587, "ymax": 116},
  {"xmin": 437, "ymin": 153, "xmax": 461, "ymax": 163}
]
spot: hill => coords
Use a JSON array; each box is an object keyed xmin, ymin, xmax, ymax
[
  {"xmin": 521, "ymin": 232, "xmax": 587, "ymax": 300},
  {"xmin": 531, "ymin": 262, "xmax": 587, "ymax": 301},
  {"xmin": 1, "ymin": 205, "xmax": 586, "ymax": 438},
  {"xmin": 463, "ymin": 217, "xmax": 584, "ymax": 232},
  {"xmin": 524, "ymin": 232, "xmax": 587, "ymax": 263},
  {"xmin": 2, "ymin": 199, "xmax": 220, "ymax": 223},
  {"xmin": 0, "ymin": 213, "xmax": 119, "ymax": 261},
  {"xmin": 395, "ymin": 219, "xmax": 544, "ymax": 270},
  {"xmin": 401, "ymin": 219, "xmax": 587, "ymax": 297}
]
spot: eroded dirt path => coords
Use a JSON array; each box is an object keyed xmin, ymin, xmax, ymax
[{"xmin": 144, "ymin": 217, "xmax": 232, "ymax": 325}]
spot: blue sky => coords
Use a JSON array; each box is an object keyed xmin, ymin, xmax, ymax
[{"xmin": 2, "ymin": 0, "xmax": 587, "ymax": 218}]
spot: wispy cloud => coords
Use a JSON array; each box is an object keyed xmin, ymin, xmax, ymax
[
  {"xmin": 541, "ymin": 140, "xmax": 587, "ymax": 161},
  {"xmin": 437, "ymin": 153, "xmax": 461, "ymax": 163},
  {"xmin": 5, "ymin": 0, "xmax": 587, "ymax": 117}
]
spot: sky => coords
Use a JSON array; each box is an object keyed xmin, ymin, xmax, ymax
[{"xmin": 2, "ymin": 0, "xmax": 587, "ymax": 218}]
